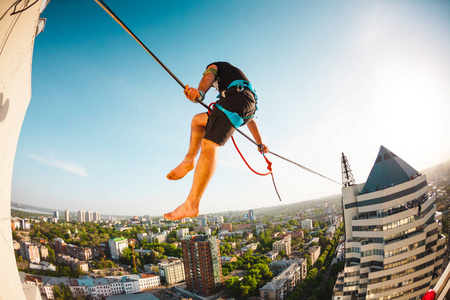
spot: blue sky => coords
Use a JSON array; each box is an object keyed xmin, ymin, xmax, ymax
[{"xmin": 12, "ymin": 0, "xmax": 450, "ymax": 216}]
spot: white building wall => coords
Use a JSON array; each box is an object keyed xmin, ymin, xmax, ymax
[{"xmin": 0, "ymin": 1, "xmax": 49, "ymax": 299}]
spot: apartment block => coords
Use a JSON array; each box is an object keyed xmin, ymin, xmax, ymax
[
  {"xmin": 260, "ymin": 260, "xmax": 306, "ymax": 300},
  {"xmin": 273, "ymin": 235, "xmax": 292, "ymax": 255},
  {"xmin": 221, "ymin": 223, "xmax": 233, "ymax": 232},
  {"xmin": 146, "ymin": 232, "xmax": 168, "ymax": 243},
  {"xmin": 177, "ymin": 228, "xmax": 190, "ymax": 240},
  {"xmin": 301, "ymin": 219, "xmax": 313, "ymax": 230},
  {"xmin": 307, "ymin": 245, "xmax": 321, "ymax": 265},
  {"xmin": 22, "ymin": 272, "xmax": 160, "ymax": 299},
  {"xmin": 158, "ymin": 259, "xmax": 186, "ymax": 284},
  {"xmin": 77, "ymin": 210, "xmax": 85, "ymax": 223},
  {"xmin": 137, "ymin": 232, "xmax": 147, "ymax": 241},
  {"xmin": 85, "ymin": 211, "xmax": 93, "ymax": 223},
  {"xmin": 20, "ymin": 241, "xmax": 40, "ymax": 264},
  {"xmin": 182, "ymin": 235, "xmax": 223, "ymax": 296},
  {"xmin": 108, "ymin": 237, "xmax": 128, "ymax": 260}
]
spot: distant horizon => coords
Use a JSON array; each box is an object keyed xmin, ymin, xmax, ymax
[
  {"xmin": 11, "ymin": 156, "xmax": 448, "ymax": 218},
  {"xmin": 11, "ymin": 193, "xmax": 341, "ymax": 219}
]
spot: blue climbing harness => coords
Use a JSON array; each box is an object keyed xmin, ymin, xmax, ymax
[
  {"xmin": 215, "ymin": 80, "xmax": 258, "ymax": 128},
  {"xmin": 227, "ymin": 80, "xmax": 258, "ymax": 101}
]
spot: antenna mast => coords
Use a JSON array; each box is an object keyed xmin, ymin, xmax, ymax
[{"xmin": 341, "ymin": 153, "xmax": 355, "ymax": 188}]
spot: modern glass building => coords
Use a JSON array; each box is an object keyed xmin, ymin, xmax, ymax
[{"xmin": 334, "ymin": 146, "xmax": 446, "ymax": 300}]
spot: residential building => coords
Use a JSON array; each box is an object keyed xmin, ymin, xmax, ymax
[
  {"xmin": 249, "ymin": 209, "xmax": 255, "ymax": 221},
  {"xmin": 273, "ymin": 235, "xmax": 292, "ymax": 255},
  {"xmin": 266, "ymin": 250, "xmax": 279, "ymax": 261},
  {"xmin": 242, "ymin": 243, "xmax": 258, "ymax": 253},
  {"xmin": 234, "ymin": 224, "xmax": 252, "ymax": 232},
  {"xmin": 22, "ymin": 272, "xmax": 160, "ymax": 299},
  {"xmin": 38, "ymin": 245, "xmax": 48, "ymax": 260},
  {"xmin": 11, "ymin": 219, "xmax": 19, "ymax": 231},
  {"xmin": 307, "ymin": 245, "xmax": 321, "ymax": 265},
  {"xmin": 54, "ymin": 238, "xmax": 67, "ymax": 254},
  {"xmin": 57, "ymin": 254, "xmax": 89, "ymax": 273},
  {"xmin": 85, "ymin": 211, "xmax": 93, "ymax": 223},
  {"xmin": 114, "ymin": 224, "xmax": 132, "ymax": 232},
  {"xmin": 30, "ymin": 261, "xmax": 56, "ymax": 272},
  {"xmin": 137, "ymin": 232, "xmax": 147, "ymax": 241},
  {"xmin": 334, "ymin": 146, "xmax": 446, "ymax": 300},
  {"xmin": 260, "ymin": 260, "xmax": 306, "ymax": 300},
  {"xmin": 20, "ymin": 242, "xmax": 40, "ymax": 264},
  {"xmin": 20, "ymin": 218, "xmax": 30, "ymax": 230},
  {"xmin": 108, "ymin": 237, "xmax": 128, "ymax": 260},
  {"xmin": 221, "ymin": 256, "xmax": 237, "ymax": 264},
  {"xmin": 198, "ymin": 215, "xmax": 208, "ymax": 226},
  {"xmin": 326, "ymin": 224, "xmax": 336, "ymax": 240},
  {"xmin": 217, "ymin": 215, "xmax": 224, "ymax": 224},
  {"xmin": 306, "ymin": 237, "xmax": 319, "ymax": 246},
  {"xmin": 94, "ymin": 212, "xmax": 100, "ymax": 222},
  {"xmin": 269, "ymin": 259, "xmax": 307, "ymax": 277},
  {"xmin": 130, "ymin": 216, "xmax": 141, "ymax": 225},
  {"xmin": 158, "ymin": 259, "xmax": 186, "ymax": 284},
  {"xmin": 53, "ymin": 211, "xmax": 59, "ymax": 220},
  {"xmin": 78, "ymin": 248, "xmax": 93, "ymax": 262},
  {"xmin": 77, "ymin": 210, "xmax": 85, "ymax": 222},
  {"xmin": 64, "ymin": 210, "xmax": 70, "ymax": 222},
  {"xmin": 146, "ymin": 233, "xmax": 167, "ymax": 244},
  {"xmin": 177, "ymin": 228, "xmax": 189, "ymax": 240},
  {"xmin": 301, "ymin": 219, "xmax": 313, "ymax": 230},
  {"xmin": 290, "ymin": 231, "xmax": 304, "ymax": 239},
  {"xmin": 137, "ymin": 273, "xmax": 160, "ymax": 290},
  {"xmin": 221, "ymin": 223, "xmax": 233, "ymax": 232},
  {"xmin": 181, "ymin": 235, "xmax": 223, "ymax": 296}
]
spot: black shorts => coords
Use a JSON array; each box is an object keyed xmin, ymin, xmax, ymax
[{"xmin": 204, "ymin": 88, "xmax": 256, "ymax": 146}]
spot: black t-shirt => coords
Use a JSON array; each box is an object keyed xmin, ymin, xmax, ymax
[{"xmin": 207, "ymin": 62, "xmax": 250, "ymax": 91}]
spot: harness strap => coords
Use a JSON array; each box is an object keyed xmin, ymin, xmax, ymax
[
  {"xmin": 227, "ymin": 79, "xmax": 258, "ymax": 100},
  {"xmin": 214, "ymin": 103, "xmax": 253, "ymax": 128}
]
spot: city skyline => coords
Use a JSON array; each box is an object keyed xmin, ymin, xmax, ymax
[{"xmin": 11, "ymin": 0, "xmax": 450, "ymax": 216}]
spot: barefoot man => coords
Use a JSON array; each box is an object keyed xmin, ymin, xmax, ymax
[{"xmin": 164, "ymin": 62, "xmax": 268, "ymax": 221}]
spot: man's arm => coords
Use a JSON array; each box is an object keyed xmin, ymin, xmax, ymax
[
  {"xmin": 246, "ymin": 119, "xmax": 268, "ymax": 153},
  {"xmin": 184, "ymin": 64, "xmax": 218, "ymax": 101}
]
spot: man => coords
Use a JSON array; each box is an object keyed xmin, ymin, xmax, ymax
[{"xmin": 163, "ymin": 62, "xmax": 268, "ymax": 221}]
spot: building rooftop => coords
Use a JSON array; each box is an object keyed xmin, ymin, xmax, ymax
[
  {"xmin": 361, "ymin": 146, "xmax": 419, "ymax": 194},
  {"xmin": 260, "ymin": 262, "xmax": 299, "ymax": 292}
]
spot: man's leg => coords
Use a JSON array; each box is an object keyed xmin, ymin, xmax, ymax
[
  {"xmin": 166, "ymin": 113, "xmax": 209, "ymax": 180},
  {"xmin": 164, "ymin": 138, "xmax": 220, "ymax": 220}
]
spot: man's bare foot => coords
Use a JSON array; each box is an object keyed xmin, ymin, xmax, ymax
[
  {"xmin": 166, "ymin": 158, "xmax": 195, "ymax": 180},
  {"xmin": 164, "ymin": 202, "xmax": 199, "ymax": 221}
]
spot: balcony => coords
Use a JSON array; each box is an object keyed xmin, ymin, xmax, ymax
[{"xmin": 352, "ymin": 193, "xmax": 432, "ymax": 221}]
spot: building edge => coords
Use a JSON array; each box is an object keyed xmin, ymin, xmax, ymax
[{"xmin": 0, "ymin": 0, "xmax": 49, "ymax": 299}]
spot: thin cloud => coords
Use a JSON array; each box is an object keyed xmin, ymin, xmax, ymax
[{"xmin": 28, "ymin": 154, "xmax": 89, "ymax": 177}]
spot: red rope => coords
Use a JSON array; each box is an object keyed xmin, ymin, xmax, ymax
[
  {"xmin": 231, "ymin": 135, "xmax": 282, "ymax": 201},
  {"xmin": 231, "ymin": 136, "xmax": 272, "ymax": 176}
]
